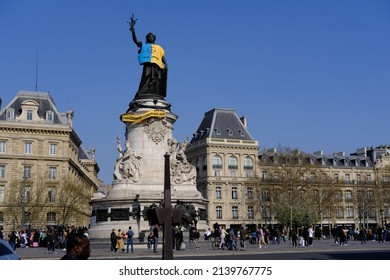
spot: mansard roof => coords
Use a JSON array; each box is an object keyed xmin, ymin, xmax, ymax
[
  {"xmin": 259, "ymin": 148, "xmax": 374, "ymax": 168},
  {"xmin": 0, "ymin": 90, "xmax": 66, "ymax": 124},
  {"xmin": 191, "ymin": 108, "xmax": 254, "ymax": 143}
]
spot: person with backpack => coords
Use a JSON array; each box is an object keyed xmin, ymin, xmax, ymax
[{"xmin": 126, "ymin": 226, "xmax": 134, "ymax": 253}]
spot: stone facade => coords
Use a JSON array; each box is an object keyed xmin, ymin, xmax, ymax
[
  {"xmin": 0, "ymin": 91, "xmax": 100, "ymax": 233},
  {"xmin": 186, "ymin": 108, "xmax": 390, "ymax": 234}
]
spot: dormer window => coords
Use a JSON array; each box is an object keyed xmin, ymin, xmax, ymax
[
  {"xmin": 26, "ymin": 110, "xmax": 33, "ymax": 121},
  {"xmin": 6, "ymin": 108, "xmax": 15, "ymax": 120},
  {"xmin": 227, "ymin": 128, "xmax": 233, "ymax": 136},
  {"xmin": 239, "ymin": 129, "xmax": 245, "ymax": 137},
  {"xmin": 46, "ymin": 111, "xmax": 54, "ymax": 122},
  {"xmin": 215, "ymin": 128, "xmax": 221, "ymax": 136}
]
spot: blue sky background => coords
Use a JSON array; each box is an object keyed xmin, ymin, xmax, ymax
[{"xmin": 1, "ymin": 0, "xmax": 389, "ymax": 185}]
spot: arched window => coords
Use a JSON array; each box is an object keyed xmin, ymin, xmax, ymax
[
  {"xmin": 228, "ymin": 156, "xmax": 238, "ymax": 169},
  {"xmin": 212, "ymin": 155, "xmax": 223, "ymax": 168},
  {"xmin": 244, "ymin": 156, "xmax": 253, "ymax": 169},
  {"xmin": 48, "ymin": 188, "xmax": 56, "ymax": 202}
]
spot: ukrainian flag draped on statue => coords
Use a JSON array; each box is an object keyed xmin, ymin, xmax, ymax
[{"xmin": 138, "ymin": 43, "xmax": 165, "ymax": 69}]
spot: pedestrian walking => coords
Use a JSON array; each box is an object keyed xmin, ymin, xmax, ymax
[
  {"xmin": 291, "ymin": 229, "xmax": 298, "ymax": 247},
  {"xmin": 46, "ymin": 228, "xmax": 56, "ymax": 254},
  {"xmin": 126, "ymin": 226, "xmax": 134, "ymax": 253},
  {"xmin": 116, "ymin": 229, "xmax": 125, "ymax": 252},
  {"xmin": 110, "ymin": 229, "xmax": 117, "ymax": 252}
]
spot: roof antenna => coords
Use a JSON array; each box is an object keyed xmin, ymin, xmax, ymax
[{"xmin": 35, "ymin": 44, "xmax": 38, "ymax": 92}]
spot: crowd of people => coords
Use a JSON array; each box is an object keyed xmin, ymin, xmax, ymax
[{"xmin": 0, "ymin": 225, "xmax": 91, "ymax": 259}]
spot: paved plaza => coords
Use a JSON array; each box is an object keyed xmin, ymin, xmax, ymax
[{"xmin": 12, "ymin": 237, "xmax": 390, "ymax": 260}]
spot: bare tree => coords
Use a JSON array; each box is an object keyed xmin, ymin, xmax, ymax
[
  {"xmin": 56, "ymin": 175, "xmax": 91, "ymax": 226},
  {"xmin": 4, "ymin": 176, "xmax": 49, "ymax": 230},
  {"xmin": 256, "ymin": 147, "xmax": 340, "ymax": 232}
]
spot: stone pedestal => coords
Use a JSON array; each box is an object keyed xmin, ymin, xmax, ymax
[{"xmin": 89, "ymin": 99, "xmax": 206, "ymax": 238}]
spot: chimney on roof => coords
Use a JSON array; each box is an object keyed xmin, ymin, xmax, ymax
[{"xmin": 240, "ymin": 116, "xmax": 247, "ymax": 128}]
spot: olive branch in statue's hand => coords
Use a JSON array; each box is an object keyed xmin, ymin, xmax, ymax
[{"xmin": 127, "ymin": 13, "xmax": 138, "ymax": 31}]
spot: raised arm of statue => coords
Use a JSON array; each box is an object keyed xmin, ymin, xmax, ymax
[{"xmin": 128, "ymin": 14, "xmax": 142, "ymax": 47}]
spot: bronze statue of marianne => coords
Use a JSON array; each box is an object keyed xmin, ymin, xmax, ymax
[{"xmin": 128, "ymin": 14, "xmax": 168, "ymax": 101}]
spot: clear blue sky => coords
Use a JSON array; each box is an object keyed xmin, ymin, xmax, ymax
[{"xmin": 1, "ymin": 0, "xmax": 389, "ymax": 185}]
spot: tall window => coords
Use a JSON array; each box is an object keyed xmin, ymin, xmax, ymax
[
  {"xmin": 367, "ymin": 190, "xmax": 374, "ymax": 200},
  {"xmin": 215, "ymin": 186, "xmax": 222, "ymax": 199},
  {"xmin": 244, "ymin": 156, "xmax": 253, "ymax": 176},
  {"xmin": 246, "ymin": 187, "xmax": 253, "ymax": 199},
  {"xmin": 212, "ymin": 155, "xmax": 222, "ymax": 176},
  {"xmin": 356, "ymin": 174, "xmax": 361, "ymax": 184},
  {"xmin": 336, "ymin": 206, "xmax": 343, "ymax": 218},
  {"xmin": 0, "ymin": 165, "xmax": 5, "ymax": 178},
  {"xmin": 49, "ymin": 144, "xmax": 57, "ymax": 156},
  {"xmin": 345, "ymin": 174, "xmax": 351, "ymax": 184},
  {"xmin": 262, "ymin": 206, "xmax": 271, "ymax": 220},
  {"xmin": 335, "ymin": 191, "xmax": 343, "ymax": 202},
  {"xmin": 345, "ymin": 206, "xmax": 354, "ymax": 219},
  {"xmin": 345, "ymin": 190, "xmax": 352, "ymax": 201},
  {"xmin": 0, "ymin": 186, "xmax": 4, "ymax": 202},
  {"xmin": 232, "ymin": 206, "xmax": 239, "ymax": 219},
  {"xmin": 27, "ymin": 110, "xmax": 33, "ymax": 121},
  {"xmin": 368, "ymin": 208, "xmax": 376, "ymax": 219},
  {"xmin": 0, "ymin": 211, "xmax": 3, "ymax": 224},
  {"xmin": 212, "ymin": 155, "xmax": 222, "ymax": 168},
  {"xmin": 0, "ymin": 141, "xmax": 6, "ymax": 153},
  {"xmin": 231, "ymin": 187, "xmax": 238, "ymax": 199},
  {"xmin": 228, "ymin": 156, "xmax": 238, "ymax": 169},
  {"xmin": 216, "ymin": 206, "xmax": 222, "ymax": 219},
  {"xmin": 262, "ymin": 189, "xmax": 270, "ymax": 202},
  {"xmin": 247, "ymin": 206, "xmax": 254, "ymax": 219},
  {"xmin": 262, "ymin": 171, "xmax": 267, "ymax": 181},
  {"xmin": 48, "ymin": 167, "xmax": 57, "ymax": 180},
  {"xmin": 23, "ymin": 166, "xmax": 32, "ymax": 179},
  {"xmin": 228, "ymin": 156, "xmax": 238, "ymax": 177},
  {"xmin": 24, "ymin": 142, "xmax": 32, "ymax": 154},
  {"xmin": 47, "ymin": 212, "xmax": 56, "ymax": 223},
  {"xmin": 48, "ymin": 188, "xmax": 56, "ymax": 202}
]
